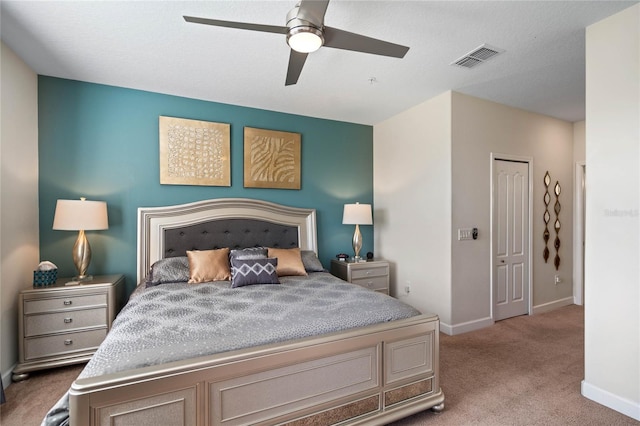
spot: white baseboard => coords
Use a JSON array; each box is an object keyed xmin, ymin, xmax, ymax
[
  {"xmin": 532, "ymin": 296, "xmax": 574, "ymax": 315},
  {"xmin": 440, "ymin": 316, "xmax": 494, "ymax": 336},
  {"xmin": 582, "ymin": 380, "xmax": 640, "ymax": 421},
  {"xmin": 441, "ymin": 298, "xmax": 575, "ymax": 335},
  {"xmin": 2, "ymin": 366, "xmax": 14, "ymax": 390}
]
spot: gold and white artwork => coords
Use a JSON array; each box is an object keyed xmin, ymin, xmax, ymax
[
  {"xmin": 243, "ymin": 127, "xmax": 301, "ymax": 190},
  {"xmin": 159, "ymin": 116, "xmax": 231, "ymax": 186}
]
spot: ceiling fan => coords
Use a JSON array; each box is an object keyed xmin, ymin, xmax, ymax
[{"xmin": 184, "ymin": 0, "xmax": 409, "ymax": 86}]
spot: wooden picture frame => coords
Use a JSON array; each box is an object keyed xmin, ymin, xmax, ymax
[
  {"xmin": 159, "ymin": 116, "xmax": 231, "ymax": 186},
  {"xmin": 243, "ymin": 127, "xmax": 301, "ymax": 190}
]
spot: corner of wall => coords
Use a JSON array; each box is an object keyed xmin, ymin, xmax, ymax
[
  {"xmin": 1, "ymin": 41, "xmax": 40, "ymax": 379},
  {"xmin": 373, "ymin": 91, "xmax": 453, "ymax": 324},
  {"xmin": 572, "ymin": 121, "xmax": 586, "ymax": 306},
  {"xmin": 584, "ymin": 3, "xmax": 639, "ymax": 419},
  {"xmin": 450, "ymin": 92, "xmax": 574, "ymax": 327}
]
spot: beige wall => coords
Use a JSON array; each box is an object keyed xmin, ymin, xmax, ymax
[
  {"xmin": 0, "ymin": 41, "xmax": 40, "ymax": 386},
  {"xmin": 451, "ymin": 92, "xmax": 574, "ymax": 330},
  {"xmin": 583, "ymin": 4, "xmax": 639, "ymax": 420},
  {"xmin": 374, "ymin": 90, "xmax": 575, "ymax": 335},
  {"xmin": 373, "ymin": 92, "xmax": 452, "ymax": 325}
]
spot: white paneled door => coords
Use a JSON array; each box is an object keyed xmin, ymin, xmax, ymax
[{"xmin": 493, "ymin": 159, "xmax": 530, "ymax": 321}]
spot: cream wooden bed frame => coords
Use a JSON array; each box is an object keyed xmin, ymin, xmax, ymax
[{"xmin": 69, "ymin": 198, "xmax": 444, "ymax": 425}]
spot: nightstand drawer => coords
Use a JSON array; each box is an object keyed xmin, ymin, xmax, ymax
[
  {"xmin": 352, "ymin": 276, "xmax": 388, "ymax": 292},
  {"xmin": 24, "ymin": 293, "xmax": 107, "ymax": 314},
  {"xmin": 24, "ymin": 308, "xmax": 108, "ymax": 337},
  {"xmin": 24, "ymin": 328, "xmax": 107, "ymax": 360},
  {"xmin": 351, "ymin": 265, "xmax": 389, "ymax": 280},
  {"xmin": 331, "ymin": 260, "xmax": 390, "ymax": 296}
]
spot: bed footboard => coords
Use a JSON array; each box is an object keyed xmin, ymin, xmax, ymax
[{"xmin": 69, "ymin": 314, "xmax": 444, "ymax": 426}]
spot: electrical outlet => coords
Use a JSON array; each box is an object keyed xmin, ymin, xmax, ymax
[
  {"xmin": 404, "ymin": 283, "xmax": 411, "ymax": 294},
  {"xmin": 554, "ymin": 275, "xmax": 561, "ymax": 285}
]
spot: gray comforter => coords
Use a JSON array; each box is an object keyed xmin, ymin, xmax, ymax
[{"xmin": 43, "ymin": 272, "xmax": 420, "ymax": 425}]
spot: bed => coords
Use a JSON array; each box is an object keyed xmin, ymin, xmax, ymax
[{"xmin": 52, "ymin": 198, "xmax": 444, "ymax": 425}]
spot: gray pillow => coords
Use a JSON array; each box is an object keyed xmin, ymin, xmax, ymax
[
  {"xmin": 230, "ymin": 247, "xmax": 268, "ymax": 280},
  {"xmin": 147, "ymin": 256, "xmax": 189, "ymax": 287},
  {"xmin": 301, "ymin": 250, "xmax": 325, "ymax": 272},
  {"xmin": 230, "ymin": 247, "xmax": 268, "ymax": 260},
  {"xmin": 231, "ymin": 257, "xmax": 280, "ymax": 288}
]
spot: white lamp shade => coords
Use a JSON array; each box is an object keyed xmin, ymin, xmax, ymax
[
  {"xmin": 342, "ymin": 203, "xmax": 373, "ymax": 225},
  {"xmin": 53, "ymin": 199, "xmax": 109, "ymax": 231}
]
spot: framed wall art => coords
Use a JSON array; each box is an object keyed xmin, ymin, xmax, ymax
[
  {"xmin": 159, "ymin": 116, "xmax": 231, "ymax": 186},
  {"xmin": 243, "ymin": 127, "xmax": 301, "ymax": 190}
]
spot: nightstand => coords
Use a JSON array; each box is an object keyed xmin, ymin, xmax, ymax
[
  {"xmin": 12, "ymin": 274, "xmax": 125, "ymax": 381},
  {"xmin": 330, "ymin": 259, "xmax": 390, "ymax": 295}
]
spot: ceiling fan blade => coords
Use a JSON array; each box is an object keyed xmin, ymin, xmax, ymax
[
  {"xmin": 323, "ymin": 26, "xmax": 409, "ymax": 58},
  {"xmin": 183, "ymin": 16, "xmax": 288, "ymax": 34},
  {"xmin": 285, "ymin": 50, "xmax": 309, "ymax": 86},
  {"xmin": 296, "ymin": 0, "xmax": 330, "ymax": 26}
]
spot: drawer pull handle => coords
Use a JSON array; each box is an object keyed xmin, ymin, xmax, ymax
[
  {"xmin": 63, "ymin": 300, "xmax": 72, "ymax": 306},
  {"xmin": 64, "ymin": 339, "xmax": 73, "ymax": 346},
  {"xmin": 64, "ymin": 318, "xmax": 73, "ymax": 324},
  {"xmin": 367, "ymin": 281, "xmax": 373, "ymax": 287},
  {"xmin": 365, "ymin": 271, "xmax": 372, "ymax": 275}
]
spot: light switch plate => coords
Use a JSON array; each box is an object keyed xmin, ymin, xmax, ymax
[{"xmin": 458, "ymin": 228, "xmax": 473, "ymax": 241}]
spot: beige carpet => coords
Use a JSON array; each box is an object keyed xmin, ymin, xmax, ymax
[
  {"xmin": 1, "ymin": 363, "xmax": 83, "ymax": 426},
  {"xmin": 392, "ymin": 305, "xmax": 637, "ymax": 426},
  {"xmin": 1, "ymin": 305, "xmax": 637, "ymax": 425}
]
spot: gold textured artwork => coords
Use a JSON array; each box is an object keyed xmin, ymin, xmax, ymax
[
  {"xmin": 243, "ymin": 127, "xmax": 301, "ymax": 190},
  {"xmin": 159, "ymin": 116, "xmax": 230, "ymax": 186}
]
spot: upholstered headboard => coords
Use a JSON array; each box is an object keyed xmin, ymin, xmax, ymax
[
  {"xmin": 163, "ymin": 219, "xmax": 300, "ymax": 258},
  {"xmin": 137, "ymin": 198, "xmax": 317, "ymax": 283}
]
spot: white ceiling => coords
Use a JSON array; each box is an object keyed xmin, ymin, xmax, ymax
[{"xmin": 1, "ymin": 1, "xmax": 636, "ymax": 125}]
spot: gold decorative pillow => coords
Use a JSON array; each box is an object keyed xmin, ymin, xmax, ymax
[
  {"xmin": 186, "ymin": 248, "xmax": 231, "ymax": 283},
  {"xmin": 267, "ymin": 247, "xmax": 308, "ymax": 277}
]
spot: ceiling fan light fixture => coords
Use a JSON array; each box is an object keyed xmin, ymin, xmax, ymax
[
  {"xmin": 287, "ymin": 26, "xmax": 324, "ymax": 53},
  {"xmin": 185, "ymin": 0, "xmax": 410, "ymax": 86}
]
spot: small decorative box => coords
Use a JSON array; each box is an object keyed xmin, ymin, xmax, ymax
[{"xmin": 33, "ymin": 269, "xmax": 57, "ymax": 287}]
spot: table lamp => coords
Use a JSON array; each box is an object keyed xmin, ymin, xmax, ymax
[
  {"xmin": 342, "ymin": 202, "xmax": 373, "ymax": 261},
  {"xmin": 53, "ymin": 197, "xmax": 109, "ymax": 281}
]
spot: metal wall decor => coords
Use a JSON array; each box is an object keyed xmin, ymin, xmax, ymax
[
  {"xmin": 543, "ymin": 171, "xmax": 551, "ymax": 263},
  {"xmin": 554, "ymin": 181, "xmax": 561, "ymax": 270},
  {"xmin": 543, "ymin": 170, "xmax": 561, "ymax": 270}
]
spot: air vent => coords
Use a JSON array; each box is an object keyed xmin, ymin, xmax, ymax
[{"xmin": 451, "ymin": 44, "xmax": 505, "ymax": 69}]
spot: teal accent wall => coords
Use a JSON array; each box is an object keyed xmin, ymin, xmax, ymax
[{"xmin": 38, "ymin": 76, "xmax": 373, "ymax": 294}]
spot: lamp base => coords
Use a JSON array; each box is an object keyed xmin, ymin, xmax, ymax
[
  {"xmin": 72, "ymin": 229, "xmax": 93, "ymax": 283},
  {"xmin": 73, "ymin": 275, "xmax": 94, "ymax": 282},
  {"xmin": 65, "ymin": 275, "xmax": 94, "ymax": 286},
  {"xmin": 352, "ymin": 224, "xmax": 363, "ymax": 261}
]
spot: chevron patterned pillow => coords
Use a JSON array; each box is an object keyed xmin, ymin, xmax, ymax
[{"xmin": 230, "ymin": 257, "xmax": 280, "ymax": 288}]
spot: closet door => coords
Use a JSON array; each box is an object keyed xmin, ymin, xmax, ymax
[{"xmin": 493, "ymin": 159, "xmax": 530, "ymax": 321}]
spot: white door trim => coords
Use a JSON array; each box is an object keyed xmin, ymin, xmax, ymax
[
  {"xmin": 490, "ymin": 153, "xmax": 534, "ymax": 319},
  {"xmin": 573, "ymin": 161, "xmax": 586, "ymax": 305}
]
